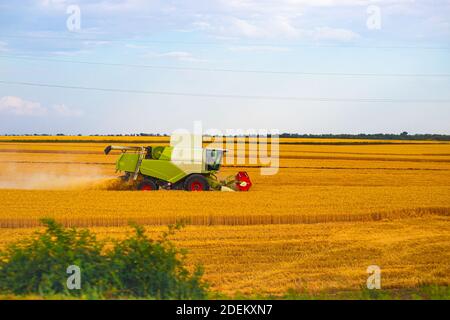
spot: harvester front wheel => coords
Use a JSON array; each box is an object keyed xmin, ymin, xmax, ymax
[
  {"xmin": 137, "ymin": 179, "xmax": 159, "ymax": 191},
  {"xmin": 184, "ymin": 174, "xmax": 209, "ymax": 191}
]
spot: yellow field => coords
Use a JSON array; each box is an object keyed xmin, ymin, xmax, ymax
[{"xmin": 0, "ymin": 136, "xmax": 449, "ymax": 295}]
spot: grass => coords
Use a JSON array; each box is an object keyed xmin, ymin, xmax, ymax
[
  {"xmin": 2, "ymin": 285, "xmax": 448, "ymax": 300},
  {"xmin": 280, "ymin": 285, "xmax": 450, "ymax": 300}
]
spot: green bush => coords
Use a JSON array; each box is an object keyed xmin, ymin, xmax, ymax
[
  {"xmin": 0, "ymin": 219, "xmax": 207, "ymax": 299},
  {"xmin": 107, "ymin": 223, "xmax": 206, "ymax": 299}
]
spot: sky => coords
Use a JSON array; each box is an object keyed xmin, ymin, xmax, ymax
[{"xmin": 0, "ymin": 0, "xmax": 449, "ymax": 135}]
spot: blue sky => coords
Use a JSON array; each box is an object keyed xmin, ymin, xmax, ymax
[{"xmin": 0, "ymin": 0, "xmax": 449, "ymax": 134}]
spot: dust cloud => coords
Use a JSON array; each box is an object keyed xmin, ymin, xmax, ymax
[{"xmin": 0, "ymin": 163, "xmax": 128, "ymax": 190}]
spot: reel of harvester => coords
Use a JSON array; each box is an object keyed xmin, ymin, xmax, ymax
[{"xmin": 209, "ymin": 171, "xmax": 252, "ymax": 192}]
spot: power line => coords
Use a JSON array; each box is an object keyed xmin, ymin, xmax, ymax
[
  {"xmin": 1, "ymin": 34, "xmax": 450, "ymax": 50},
  {"xmin": 1, "ymin": 54, "xmax": 449, "ymax": 78},
  {"xmin": 0, "ymin": 80, "xmax": 448, "ymax": 103}
]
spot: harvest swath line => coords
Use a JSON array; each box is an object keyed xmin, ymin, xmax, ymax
[
  {"xmin": 280, "ymin": 155, "xmax": 450, "ymax": 163},
  {"xmin": 1, "ymin": 150, "xmax": 450, "ymax": 163},
  {"xmin": 0, "ymin": 160, "xmax": 113, "ymax": 165},
  {"xmin": 224, "ymin": 165, "xmax": 450, "ymax": 171},
  {"xmin": 1, "ymin": 139, "xmax": 448, "ymax": 145},
  {"xmin": 0, "ymin": 207, "xmax": 448, "ymax": 228},
  {"xmin": 1, "ymin": 160, "xmax": 449, "ymax": 171}
]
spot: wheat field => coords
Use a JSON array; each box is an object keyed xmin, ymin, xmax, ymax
[{"xmin": 0, "ymin": 136, "xmax": 449, "ymax": 295}]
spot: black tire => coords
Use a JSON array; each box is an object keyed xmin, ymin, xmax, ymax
[
  {"xmin": 183, "ymin": 174, "xmax": 210, "ymax": 191},
  {"xmin": 137, "ymin": 179, "xmax": 159, "ymax": 191}
]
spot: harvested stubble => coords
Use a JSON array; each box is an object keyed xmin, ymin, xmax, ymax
[{"xmin": 0, "ymin": 137, "xmax": 449, "ymax": 296}]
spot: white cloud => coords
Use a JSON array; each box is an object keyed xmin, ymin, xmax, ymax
[
  {"xmin": 51, "ymin": 49, "xmax": 91, "ymax": 56},
  {"xmin": 145, "ymin": 51, "xmax": 206, "ymax": 62},
  {"xmin": 125, "ymin": 43, "xmax": 149, "ymax": 49},
  {"xmin": 0, "ymin": 96, "xmax": 83, "ymax": 117},
  {"xmin": 193, "ymin": 15, "xmax": 302, "ymax": 39},
  {"xmin": 310, "ymin": 26, "xmax": 360, "ymax": 41},
  {"xmin": 187, "ymin": 0, "xmax": 425, "ymax": 41},
  {"xmin": 134, "ymin": 46, "xmax": 205, "ymax": 62},
  {"xmin": 159, "ymin": 51, "xmax": 193, "ymax": 60},
  {"xmin": 38, "ymin": 0, "xmax": 69, "ymax": 7},
  {"xmin": 52, "ymin": 104, "xmax": 84, "ymax": 117},
  {"xmin": 228, "ymin": 45, "xmax": 291, "ymax": 52},
  {"xmin": 194, "ymin": 15, "xmax": 360, "ymax": 41},
  {"xmin": 37, "ymin": 0, "xmax": 166, "ymax": 15},
  {"xmin": 17, "ymin": 0, "xmax": 447, "ymax": 49},
  {"xmin": 0, "ymin": 41, "xmax": 9, "ymax": 52},
  {"xmin": 0, "ymin": 96, "xmax": 47, "ymax": 116},
  {"xmin": 221, "ymin": 0, "xmax": 409, "ymax": 10},
  {"xmin": 230, "ymin": 18, "xmax": 266, "ymax": 38},
  {"xmin": 36, "ymin": 0, "xmax": 407, "ymax": 12}
]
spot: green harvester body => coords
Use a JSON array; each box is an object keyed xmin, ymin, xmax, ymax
[{"xmin": 104, "ymin": 142, "xmax": 252, "ymax": 192}]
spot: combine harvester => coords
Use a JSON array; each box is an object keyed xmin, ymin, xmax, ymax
[{"xmin": 104, "ymin": 134, "xmax": 252, "ymax": 192}]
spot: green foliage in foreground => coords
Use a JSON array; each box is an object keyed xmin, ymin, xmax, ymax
[
  {"xmin": 0, "ymin": 219, "xmax": 207, "ymax": 299},
  {"xmin": 1, "ymin": 285, "xmax": 448, "ymax": 300}
]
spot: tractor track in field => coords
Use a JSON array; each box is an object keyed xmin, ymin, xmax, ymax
[
  {"xmin": 1, "ymin": 139, "xmax": 449, "ymax": 145},
  {"xmin": 0, "ymin": 160, "xmax": 114, "ymax": 165},
  {"xmin": 0, "ymin": 149, "xmax": 101, "ymax": 154},
  {"xmin": 1, "ymin": 160, "xmax": 450, "ymax": 171},
  {"xmin": 2, "ymin": 148, "xmax": 450, "ymax": 157},
  {"xmin": 223, "ymin": 165, "xmax": 450, "ymax": 171},
  {"xmin": 1, "ymin": 149, "xmax": 450, "ymax": 163}
]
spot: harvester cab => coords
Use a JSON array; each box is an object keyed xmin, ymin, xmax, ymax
[{"xmin": 104, "ymin": 135, "xmax": 252, "ymax": 192}]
